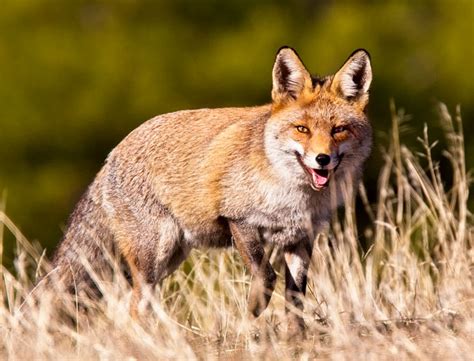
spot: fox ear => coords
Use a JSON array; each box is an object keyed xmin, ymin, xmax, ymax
[
  {"xmin": 272, "ymin": 47, "xmax": 313, "ymax": 104},
  {"xmin": 331, "ymin": 49, "xmax": 372, "ymax": 106}
]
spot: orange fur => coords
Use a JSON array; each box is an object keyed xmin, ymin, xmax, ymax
[{"xmin": 52, "ymin": 47, "xmax": 373, "ymax": 333}]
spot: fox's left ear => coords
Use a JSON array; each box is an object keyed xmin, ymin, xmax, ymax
[
  {"xmin": 331, "ymin": 49, "xmax": 372, "ymax": 108},
  {"xmin": 272, "ymin": 47, "xmax": 313, "ymax": 105}
]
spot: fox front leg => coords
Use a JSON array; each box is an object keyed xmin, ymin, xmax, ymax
[
  {"xmin": 284, "ymin": 239, "xmax": 312, "ymax": 334},
  {"xmin": 229, "ymin": 220, "xmax": 277, "ymax": 317}
]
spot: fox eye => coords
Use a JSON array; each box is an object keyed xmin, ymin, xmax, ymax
[
  {"xmin": 295, "ymin": 125, "xmax": 309, "ymax": 134},
  {"xmin": 332, "ymin": 125, "xmax": 346, "ymax": 135}
]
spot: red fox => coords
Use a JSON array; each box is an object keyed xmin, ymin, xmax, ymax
[{"xmin": 52, "ymin": 47, "xmax": 372, "ymax": 332}]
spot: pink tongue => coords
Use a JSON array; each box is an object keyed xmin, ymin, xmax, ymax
[{"xmin": 312, "ymin": 170, "xmax": 329, "ymax": 187}]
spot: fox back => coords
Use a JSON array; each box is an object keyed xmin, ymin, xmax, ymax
[{"xmin": 52, "ymin": 47, "xmax": 373, "ymax": 327}]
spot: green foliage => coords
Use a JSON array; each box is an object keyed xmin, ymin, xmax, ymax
[{"xmin": 0, "ymin": 0, "xmax": 472, "ymax": 257}]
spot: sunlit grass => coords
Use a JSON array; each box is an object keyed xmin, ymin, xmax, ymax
[{"xmin": 1, "ymin": 104, "xmax": 472, "ymax": 360}]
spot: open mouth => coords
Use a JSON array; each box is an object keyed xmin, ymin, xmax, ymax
[
  {"xmin": 296, "ymin": 154, "xmax": 337, "ymax": 191},
  {"xmin": 307, "ymin": 168, "xmax": 330, "ymax": 190}
]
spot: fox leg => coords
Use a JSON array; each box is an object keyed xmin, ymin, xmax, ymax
[
  {"xmin": 117, "ymin": 216, "xmax": 183, "ymax": 319},
  {"xmin": 229, "ymin": 220, "xmax": 276, "ymax": 317},
  {"xmin": 123, "ymin": 253, "xmax": 145, "ymax": 320},
  {"xmin": 159, "ymin": 244, "xmax": 190, "ymax": 281},
  {"xmin": 283, "ymin": 239, "xmax": 312, "ymax": 334},
  {"xmin": 126, "ymin": 245, "xmax": 188, "ymax": 319}
]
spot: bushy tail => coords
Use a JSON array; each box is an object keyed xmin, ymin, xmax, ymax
[{"xmin": 50, "ymin": 184, "xmax": 119, "ymax": 299}]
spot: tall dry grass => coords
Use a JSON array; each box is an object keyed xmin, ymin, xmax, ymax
[{"xmin": 0, "ymin": 104, "xmax": 472, "ymax": 360}]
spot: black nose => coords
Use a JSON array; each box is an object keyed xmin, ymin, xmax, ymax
[{"xmin": 316, "ymin": 153, "xmax": 331, "ymax": 166}]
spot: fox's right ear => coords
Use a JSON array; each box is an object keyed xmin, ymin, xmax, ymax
[{"xmin": 272, "ymin": 47, "xmax": 313, "ymax": 105}]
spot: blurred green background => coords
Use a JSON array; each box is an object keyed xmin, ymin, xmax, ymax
[{"xmin": 1, "ymin": 0, "xmax": 472, "ymax": 265}]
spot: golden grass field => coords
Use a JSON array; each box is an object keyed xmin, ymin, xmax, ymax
[{"xmin": 0, "ymin": 104, "xmax": 472, "ymax": 360}]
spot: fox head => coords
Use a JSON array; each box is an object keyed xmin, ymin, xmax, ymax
[{"xmin": 264, "ymin": 47, "xmax": 373, "ymax": 192}]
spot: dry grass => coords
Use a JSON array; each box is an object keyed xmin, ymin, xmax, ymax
[{"xmin": 1, "ymin": 103, "xmax": 472, "ymax": 360}]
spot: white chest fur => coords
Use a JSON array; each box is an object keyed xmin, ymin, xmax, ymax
[{"xmin": 245, "ymin": 179, "xmax": 317, "ymax": 246}]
